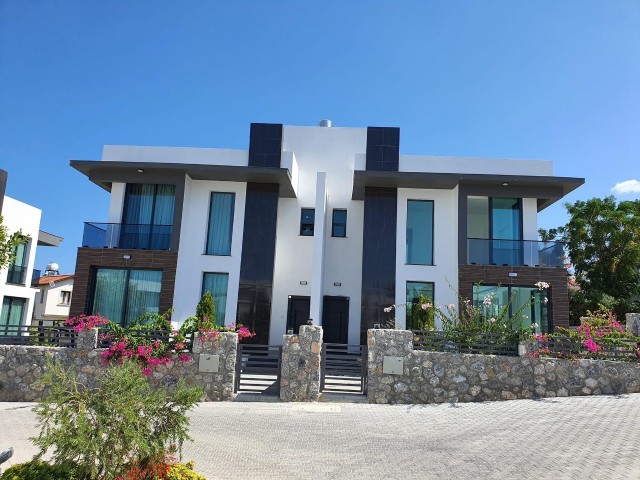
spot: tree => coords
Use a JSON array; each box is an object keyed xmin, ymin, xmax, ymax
[
  {"xmin": 540, "ymin": 196, "xmax": 640, "ymax": 316},
  {"xmin": 195, "ymin": 291, "xmax": 216, "ymax": 325},
  {"xmin": 0, "ymin": 215, "xmax": 28, "ymax": 269}
]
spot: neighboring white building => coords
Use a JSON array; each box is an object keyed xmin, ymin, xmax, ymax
[
  {"xmin": 32, "ymin": 272, "xmax": 74, "ymax": 325},
  {"xmin": 0, "ymin": 186, "xmax": 63, "ymax": 332},
  {"xmin": 71, "ymin": 122, "xmax": 583, "ymax": 345}
]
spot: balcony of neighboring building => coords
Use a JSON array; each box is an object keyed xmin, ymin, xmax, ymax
[{"xmin": 82, "ymin": 222, "xmax": 173, "ymax": 250}]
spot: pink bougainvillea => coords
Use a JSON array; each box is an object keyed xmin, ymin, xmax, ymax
[{"xmin": 65, "ymin": 314, "xmax": 109, "ymax": 332}]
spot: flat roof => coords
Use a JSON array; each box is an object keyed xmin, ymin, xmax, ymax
[
  {"xmin": 70, "ymin": 160, "xmax": 296, "ymax": 198},
  {"xmin": 352, "ymin": 170, "xmax": 584, "ymax": 210}
]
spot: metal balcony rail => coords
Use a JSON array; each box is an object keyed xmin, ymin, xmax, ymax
[
  {"xmin": 5, "ymin": 265, "xmax": 27, "ymax": 285},
  {"xmin": 537, "ymin": 336, "xmax": 639, "ymax": 361},
  {"xmin": 0, "ymin": 325, "xmax": 77, "ymax": 347},
  {"xmin": 467, "ymin": 238, "xmax": 565, "ymax": 268},
  {"xmin": 82, "ymin": 222, "xmax": 173, "ymax": 250},
  {"xmin": 412, "ymin": 330, "xmax": 519, "ymax": 356},
  {"xmin": 97, "ymin": 328, "xmax": 194, "ymax": 351}
]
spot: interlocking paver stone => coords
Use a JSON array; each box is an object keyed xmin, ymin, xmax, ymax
[{"xmin": 2, "ymin": 395, "xmax": 640, "ymax": 479}]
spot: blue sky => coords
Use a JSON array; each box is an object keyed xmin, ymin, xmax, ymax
[{"xmin": 1, "ymin": 1, "xmax": 639, "ymax": 273}]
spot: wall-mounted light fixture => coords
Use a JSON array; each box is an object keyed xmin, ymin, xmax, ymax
[
  {"xmin": 508, "ymin": 272, "xmax": 517, "ymax": 277},
  {"xmin": 137, "ymin": 168, "xmax": 144, "ymax": 173},
  {"xmin": 300, "ymin": 281, "xmax": 308, "ymax": 285},
  {"xmin": 123, "ymin": 254, "xmax": 131, "ymax": 260},
  {"xmin": 501, "ymin": 181, "xmax": 510, "ymax": 186},
  {"xmin": 333, "ymin": 282, "xmax": 341, "ymax": 287}
]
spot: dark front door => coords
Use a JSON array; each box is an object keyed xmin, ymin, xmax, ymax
[
  {"xmin": 322, "ymin": 296, "xmax": 349, "ymax": 344},
  {"xmin": 286, "ymin": 296, "xmax": 310, "ymax": 334}
]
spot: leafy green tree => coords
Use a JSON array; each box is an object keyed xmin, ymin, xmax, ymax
[
  {"xmin": 0, "ymin": 216, "xmax": 28, "ymax": 269},
  {"xmin": 540, "ymin": 196, "xmax": 640, "ymax": 317},
  {"xmin": 31, "ymin": 360, "xmax": 203, "ymax": 480},
  {"xmin": 195, "ymin": 291, "xmax": 216, "ymax": 325}
]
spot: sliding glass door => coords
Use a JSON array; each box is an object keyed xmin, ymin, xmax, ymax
[
  {"xmin": 0, "ymin": 297, "xmax": 26, "ymax": 334},
  {"xmin": 467, "ymin": 197, "xmax": 522, "ymax": 265},
  {"xmin": 121, "ymin": 184, "xmax": 175, "ymax": 250}
]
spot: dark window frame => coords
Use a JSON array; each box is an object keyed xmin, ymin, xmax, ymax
[
  {"xmin": 331, "ymin": 209, "xmax": 348, "ymax": 237},
  {"xmin": 300, "ymin": 208, "xmax": 315, "ymax": 236},
  {"xmin": 205, "ymin": 191, "xmax": 236, "ymax": 256}
]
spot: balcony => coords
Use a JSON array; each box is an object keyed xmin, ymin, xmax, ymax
[
  {"xmin": 467, "ymin": 238, "xmax": 565, "ymax": 268},
  {"xmin": 82, "ymin": 222, "xmax": 173, "ymax": 250},
  {"xmin": 6, "ymin": 265, "xmax": 27, "ymax": 285}
]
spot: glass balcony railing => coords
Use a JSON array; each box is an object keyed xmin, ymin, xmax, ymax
[
  {"xmin": 6, "ymin": 265, "xmax": 27, "ymax": 285},
  {"xmin": 82, "ymin": 223, "xmax": 173, "ymax": 251},
  {"xmin": 467, "ymin": 238, "xmax": 565, "ymax": 268}
]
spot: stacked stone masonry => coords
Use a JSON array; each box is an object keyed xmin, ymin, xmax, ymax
[
  {"xmin": 280, "ymin": 325, "xmax": 322, "ymax": 402},
  {"xmin": 0, "ymin": 329, "xmax": 237, "ymax": 402},
  {"xmin": 367, "ymin": 329, "xmax": 640, "ymax": 405}
]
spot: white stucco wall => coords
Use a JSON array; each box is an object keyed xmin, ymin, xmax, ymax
[
  {"xmin": 269, "ymin": 126, "xmax": 367, "ymax": 344},
  {"xmin": 399, "ymin": 155, "xmax": 553, "ymax": 176},
  {"xmin": 395, "ymin": 188, "xmax": 459, "ymax": 330},
  {"xmin": 172, "ymin": 178, "xmax": 246, "ymax": 325},
  {"xmin": 102, "ymin": 145, "xmax": 249, "ymax": 167},
  {"xmin": 0, "ymin": 196, "xmax": 41, "ymax": 326}
]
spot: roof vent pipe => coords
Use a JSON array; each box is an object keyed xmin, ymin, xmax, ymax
[{"xmin": 319, "ymin": 119, "xmax": 332, "ymax": 127}]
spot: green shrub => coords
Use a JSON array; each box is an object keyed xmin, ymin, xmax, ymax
[
  {"xmin": 0, "ymin": 459, "xmax": 86, "ymax": 480},
  {"xmin": 31, "ymin": 360, "xmax": 203, "ymax": 480},
  {"xmin": 195, "ymin": 292, "xmax": 216, "ymax": 325}
]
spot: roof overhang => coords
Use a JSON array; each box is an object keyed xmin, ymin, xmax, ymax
[
  {"xmin": 37, "ymin": 230, "xmax": 63, "ymax": 247},
  {"xmin": 352, "ymin": 170, "xmax": 584, "ymax": 210},
  {"xmin": 70, "ymin": 161, "xmax": 296, "ymax": 198}
]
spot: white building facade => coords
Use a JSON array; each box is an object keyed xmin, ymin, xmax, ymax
[{"xmin": 71, "ymin": 123, "xmax": 583, "ymax": 345}]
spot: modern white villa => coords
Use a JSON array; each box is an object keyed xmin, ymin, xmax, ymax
[
  {"xmin": 0, "ymin": 169, "xmax": 63, "ymax": 331},
  {"xmin": 70, "ymin": 122, "xmax": 583, "ymax": 345}
]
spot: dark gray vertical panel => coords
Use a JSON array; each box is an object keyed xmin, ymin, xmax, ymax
[
  {"xmin": 236, "ymin": 183, "xmax": 279, "ymax": 344},
  {"xmin": 0, "ymin": 169, "xmax": 7, "ymax": 215},
  {"xmin": 248, "ymin": 123, "xmax": 283, "ymax": 168},
  {"xmin": 360, "ymin": 187, "xmax": 397, "ymax": 344},
  {"xmin": 366, "ymin": 127, "xmax": 400, "ymax": 171}
]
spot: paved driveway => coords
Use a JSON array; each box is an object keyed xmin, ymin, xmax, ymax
[{"xmin": 1, "ymin": 395, "xmax": 640, "ymax": 479}]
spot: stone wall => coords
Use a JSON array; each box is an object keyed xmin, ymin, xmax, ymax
[
  {"xmin": 367, "ymin": 329, "xmax": 640, "ymax": 405},
  {"xmin": 280, "ymin": 325, "xmax": 322, "ymax": 402},
  {"xmin": 626, "ymin": 313, "xmax": 640, "ymax": 337},
  {"xmin": 0, "ymin": 329, "xmax": 238, "ymax": 402}
]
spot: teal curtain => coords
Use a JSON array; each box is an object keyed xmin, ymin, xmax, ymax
[
  {"xmin": 92, "ymin": 269, "xmax": 128, "ymax": 325},
  {"xmin": 151, "ymin": 185, "xmax": 176, "ymax": 250},
  {"xmin": 406, "ymin": 200, "xmax": 434, "ymax": 265},
  {"xmin": 13, "ymin": 242, "xmax": 27, "ymax": 267},
  {"xmin": 206, "ymin": 193, "xmax": 235, "ymax": 255},
  {"xmin": 0, "ymin": 297, "xmax": 26, "ymax": 335},
  {"xmin": 122, "ymin": 184, "xmax": 175, "ymax": 249},
  {"xmin": 202, "ymin": 273, "xmax": 229, "ymax": 325},
  {"xmin": 125, "ymin": 270, "xmax": 162, "ymax": 325}
]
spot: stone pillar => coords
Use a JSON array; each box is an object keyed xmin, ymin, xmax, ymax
[
  {"xmin": 280, "ymin": 325, "xmax": 322, "ymax": 402},
  {"xmin": 192, "ymin": 332, "xmax": 238, "ymax": 401},
  {"xmin": 76, "ymin": 328, "xmax": 98, "ymax": 350},
  {"xmin": 626, "ymin": 313, "xmax": 640, "ymax": 337},
  {"xmin": 366, "ymin": 329, "xmax": 414, "ymax": 404}
]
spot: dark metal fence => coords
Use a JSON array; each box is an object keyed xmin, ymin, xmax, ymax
[
  {"xmin": 234, "ymin": 344, "xmax": 282, "ymax": 394},
  {"xmin": 0, "ymin": 325, "xmax": 76, "ymax": 347},
  {"xmin": 321, "ymin": 343, "xmax": 367, "ymax": 394},
  {"xmin": 537, "ymin": 335, "xmax": 639, "ymax": 361},
  {"xmin": 5, "ymin": 265, "xmax": 27, "ymax": 285},
  {"xmin": 412, "ymin": 330, "xmax": 519, "ymax": 356},
  {"xmin": 98, "ymin": 328, "xmax": 194, "ymax": 351}
]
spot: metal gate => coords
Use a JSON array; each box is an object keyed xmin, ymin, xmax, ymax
[
  {"xmin": 235, "ymin": 344, "xmax": 282, "ymax": 395},
  {"xmin": 321, "ymin": 344, "xmax": 367, "ymax": 395}
]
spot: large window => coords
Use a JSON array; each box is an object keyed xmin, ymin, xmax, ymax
[
  {"xmin": 6, "ymin": 240, "xmax": 28, "ymax": 285},
  {"xmin": 300, "ymin": 208, "xmax": 315, "ymax": 236},
  {"xmin": 0, "ymin": 296, "xmax": 26, "ymax": 334},
  {"xmin": 202, "ymin": 273, "xmax": 229, "ymax": 325},
  {"xmin": 121, "ymin": 184, "xmax": 175, "ymax": 250},
  {"xmin": 406, "ymin": 200, "xmax": 434, "ymax": 265},
  {"xmin": 406, "ymin": 282, "xmax": 435, "ymax": 330},
  {"xmin": 473, "ymin": 285, "xmax": 549, "ymax": 333},
  {"xmin": 467, "ymin": 197, "xmax": 522, "ymax": 265},
  {"xmin": 206, "ymin": 192, "xmax": 235, "ymax": 255},
  {"xmin": 91, "ymin": 268, "xmax": 162, "ymax": 326},
  {"xmin": 331, "ymin": 209, "xmax": 347, "ymax": 237}
]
